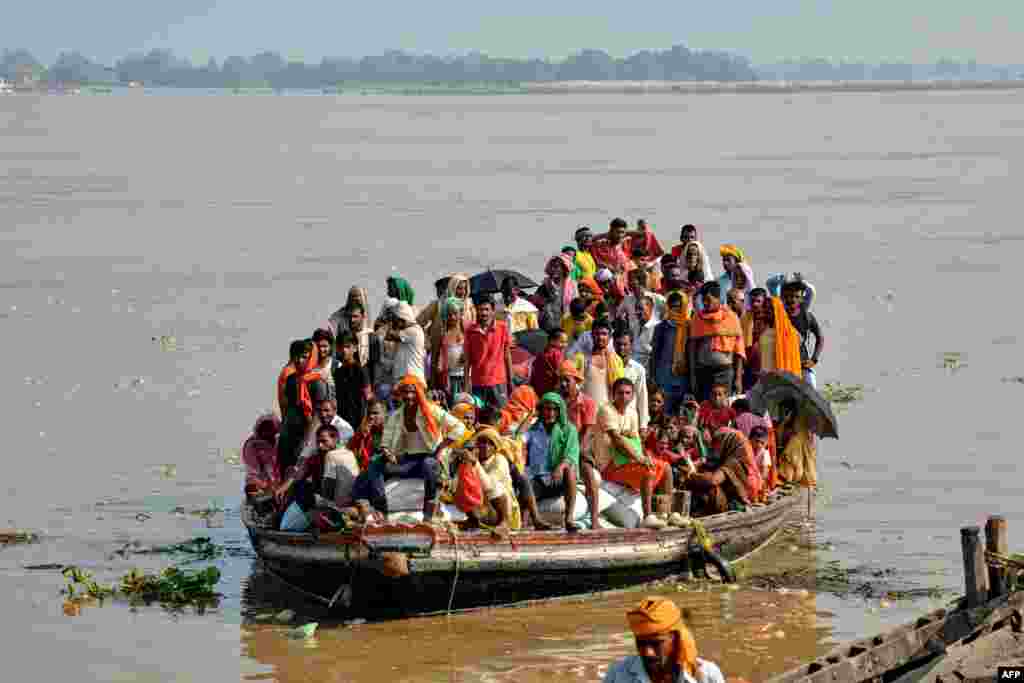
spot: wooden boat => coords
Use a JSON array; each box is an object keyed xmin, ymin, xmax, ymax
[
  {"xmin": 771, "ymin": 517, "xmax": 1024, "ymax": 683},
  {"xmin": 243, "ymin": 485, "xmax": 804, "ymax": 617},
  {"xmin": 769, "ymin": 590, "xmax": 1024, "ymax": 683}
]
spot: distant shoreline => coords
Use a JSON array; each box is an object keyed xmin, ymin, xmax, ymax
[
  {"xmin": 524, "ymin": 79, "xmax": 1024, "ymax": 95},
  {"xmin": 6, "ymin": 78, "xmax": 1024, "ymax": 97}
]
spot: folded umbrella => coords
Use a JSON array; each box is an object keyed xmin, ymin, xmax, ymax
[{"xmin": 748, "ymin": 371, "xmax": 839, "ymax": 439}]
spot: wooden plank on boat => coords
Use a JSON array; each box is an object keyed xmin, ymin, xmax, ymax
[{"xmin": 768, "ymin": 591, "xmax": 1024, "ymax": 683}]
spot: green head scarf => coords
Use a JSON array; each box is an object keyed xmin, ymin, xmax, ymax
[
  {"xmin": 561, "ymin": 245, "xmax": 583, "ymax": 281},
  {"xmin": 388, "ymin": 276, "xmax": 415, "ymax": 305},
  {"xmin": 539, "ymin": 392, "xmax": 580, "ymax": 470},
  {"xmin": 440, "ymin": 296, "xmax": 463, "ymax": 321}
]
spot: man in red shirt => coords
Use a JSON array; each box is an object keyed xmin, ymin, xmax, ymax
[
  {"xmin": 558, "ymin": 360, "xmax": 600, "ymax": 529},
  {"xmin": 465, "ymin": 295, "xmax": 513, "ymax": 410},
  {"xmin": 591, "ymin": 217, "xmax": 633, "ymax": 276}
]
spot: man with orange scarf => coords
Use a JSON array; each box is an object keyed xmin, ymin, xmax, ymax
[
  {"xmin": 351, "ymin": 375, "xmax": 465, "ymax": 520},
  {"xmin": 688, "ymin": 282, "xmax": 745, "ymax": 401},
  {"xmin": 604, "ymin": 597, "xmax": 726, "ymax": 683},
  {"xmin": 276, "ymin": 339, "xmax": 324, "ymax": 477}
]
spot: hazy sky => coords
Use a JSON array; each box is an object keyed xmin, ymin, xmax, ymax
[{"xmin": 4, "ymin": 1, "xmax": 1021, "ymax": 65}]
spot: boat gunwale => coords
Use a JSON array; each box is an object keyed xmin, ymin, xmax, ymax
[{"xmin": 243, "ymin": 485, "xmax": 803, "ymax": 552}]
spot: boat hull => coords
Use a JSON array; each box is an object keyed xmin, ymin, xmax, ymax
[{"xmin": 245, "ymin": 486, "xmax": 803, "ymax": 617}]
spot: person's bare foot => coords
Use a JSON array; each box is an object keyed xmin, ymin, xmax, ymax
[
  {"xmin": 490, "ymin": 524, "xmax": 511, "ymax": 540},
  {"xmin": 532, "ymin": 518, "xmax": 553, "ymax": 531}
]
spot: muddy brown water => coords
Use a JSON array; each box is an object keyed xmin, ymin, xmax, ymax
[{"xmin": 1, "ymin": 89, "xmax": 1023, "ymax": 681}]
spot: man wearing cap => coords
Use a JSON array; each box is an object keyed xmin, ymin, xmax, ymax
[
  {"xmin": 604, "ymin": 597, "xmax": 726, "ymax": 683},
  {"xmin": 498, "ymin": 276, "xmax": 539, "ymax": 335},
  {"xmin": 385, "ymin": 301, "xmax": 426, "ymax": 385}
]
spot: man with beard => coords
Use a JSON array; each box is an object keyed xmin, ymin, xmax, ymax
[{"xmin": 603, "ymin": 597, "xmax": 726, "ymax": 683}]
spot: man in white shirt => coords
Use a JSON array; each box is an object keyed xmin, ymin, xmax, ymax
[
  {"xmin": 613, "ymin": 327, "xmax": 649, "ymax": 434},
  {"xmin": 387, "ymin": 302, "xmax": 426, "ymax": 384},
  {"xmin": 499, "ymin": 276, "xmax": 539, "ymax": 334},
  {"xmin": 296, "ymin": 397, "xmax": 355, "ymax": 464}
]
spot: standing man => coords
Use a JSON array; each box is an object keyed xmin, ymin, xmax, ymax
[
  {"xmin": 621, "ymin": 267, "xmax": 665, "ymax": 340},
  {"xmin": 603, "ymin": 597, "xmax": 726, "ymax": 683},
  {"xmin": 688, "ymin": 282, "xmax": 745, "ymax": 400},
  {"xmin": 566, "ymin": 318, "xmax": 625, "ymax": 410},
  {"xmin": 782, "ymin": 280, "xmax": 825, "ymax": 388},
  {"xmin": 558, "ymin": 360, "xmax": 600, "ymax": 530},
  {"xmin": 591, "ymin": 217, "xmax": 633, "ymax": 277},
  {"xmin": 465, "ymin": 295, "xmax": 513, "ymax": 409},
  {"xmin": 650, "ymin": 292, "xmax": 691, "ymax": 416},
  {"xmin": 386, "ymin": 302, "xmax": 426, "ymax": 384},
  {"xmin": 613, "ymin": 327, "xmax": 650, "ymax": 435},
  {"xmin": 499, "ymin": 276, "xmax": 539, "ymax": 334}
]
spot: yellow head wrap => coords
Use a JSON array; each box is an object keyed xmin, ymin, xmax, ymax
[
  {"xmin": 626, "ymin": 597, "xmax": 699, "ymax": 676},
  {"xmin": 719, "ymin": 244, "xmax": 746, "ymax": 263}
]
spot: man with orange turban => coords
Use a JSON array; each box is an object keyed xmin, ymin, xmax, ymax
[
  {"xmin": 351, "ymin": 375, "xmax": 466, "ymax": 520},
  {"xmin": 604, "ymin": 597, "xmax": 725, "ymax": 683}
]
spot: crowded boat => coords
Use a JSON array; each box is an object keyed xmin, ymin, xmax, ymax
[{"xmin": 243, "ymin": 219, "xmax": 826, "ymax": 536}]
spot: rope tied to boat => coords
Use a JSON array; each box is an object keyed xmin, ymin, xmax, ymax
[
  {"xmin": 442, "ymin": 521, "xmax": 461, "ymax": 617},
  {"xmin": 985, "ymin": 550, "xmax": 1024, "ymax": 571},
  {"xmin": 677, "ymin": 517, "xmax": 714, "ymax": 552}
]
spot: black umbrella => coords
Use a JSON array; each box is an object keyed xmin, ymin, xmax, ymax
[
  {"xmin": 513, "ymin": 329, "xmax": 549, "ymax": 356},
  {"xmin": 748, "ymin": 371, "xmax": 839, "ymax": 439},
  {"xmin": 469, "ymin": 269, "xmax": 540, "ymax": 297}
]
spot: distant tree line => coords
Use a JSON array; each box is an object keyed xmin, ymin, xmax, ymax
[
  {"xmin": 3, "ymin": 47, "xmax": 1021, "ymax": 87},
  {"xmin": 3, "ymin": 46, "xmax": 757, "ymax": 86}
]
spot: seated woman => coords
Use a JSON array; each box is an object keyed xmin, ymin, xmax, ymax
[
  {"xmin": 594, "ymin": 378, "xmax": 676, "ymax": 530},
  {"xmin": 776, "ymin": 398, "xmax": 818, "ymax": 488},
  {"xmin": 451, "ymin": 427, "xmax": 521, "ymax": 536},
  {"xmin": 685, "ymin": 428, "xmax": 753, "ymax": 516},
  {"xmin": 243, "ymin": 414, "xmax": 281, "ymax": 505}
]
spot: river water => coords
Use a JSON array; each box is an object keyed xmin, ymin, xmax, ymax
[{"xmin": 1, "ymin": 89, "xmax": 1023, "ymax": 681}]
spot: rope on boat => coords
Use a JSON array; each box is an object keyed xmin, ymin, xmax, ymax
[
  {"xmin": 986, "ymin": 550, "xmax": 1024, "ymax": 571},
  {"xmin": 445, "ymin": 522, "xmax": 461, "ymax": 617}
]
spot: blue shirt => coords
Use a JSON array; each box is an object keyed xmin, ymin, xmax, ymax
[
  {"xmin": 523, "ymin": 422, "xmax": 553, "ymax": 478},
  {"xmin": 603, "ymin": 656, "xmax": 725, "ymax": 683}
]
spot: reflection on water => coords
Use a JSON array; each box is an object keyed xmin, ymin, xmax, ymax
[
  {"xmin": 234, "ymin": 526, "xmax": 835, "ymax": 681},
  {"xmin": 241, "ymin": 569, "xmax": 827, "ymax": 682}
]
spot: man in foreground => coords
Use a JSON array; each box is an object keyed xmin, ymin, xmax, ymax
[{"xmin": 603, "ymin": 597, "xmax": 726, "ymax": 683}]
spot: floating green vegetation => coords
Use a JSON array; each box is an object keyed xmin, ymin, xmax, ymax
[
  {"xmin": 821, "ymin": 383, "xmax": 865, "ymax": 412},
  {"xmin": 940, "ymin": 351, "xmax": 967, "ymax": 372},
  {"xmin": 110, "ymin": 537, "xmax": 224, "ymax": 563},
  {"xmin": 0, "ymin": 529, "xmax": 37, "ymax": 545},
  {"xmin": 62, "ymin": 564, "xmax": 221, "ymax": 615},
  {"xmin": 747, "ymin": 559, "xmax": 947, "ymax": 601},
  {"xmin": 119, "ymin": 566, "xmax": 221, "ymax": 608}
]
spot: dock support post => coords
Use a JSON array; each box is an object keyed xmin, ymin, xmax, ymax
[
  {"xmin": 961, "ymin": 526, "xmax": 988, "ymax": 608},
  {"xmin": 985, "ymin": 516, "xmax": 1008, "ymax": 599}
]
